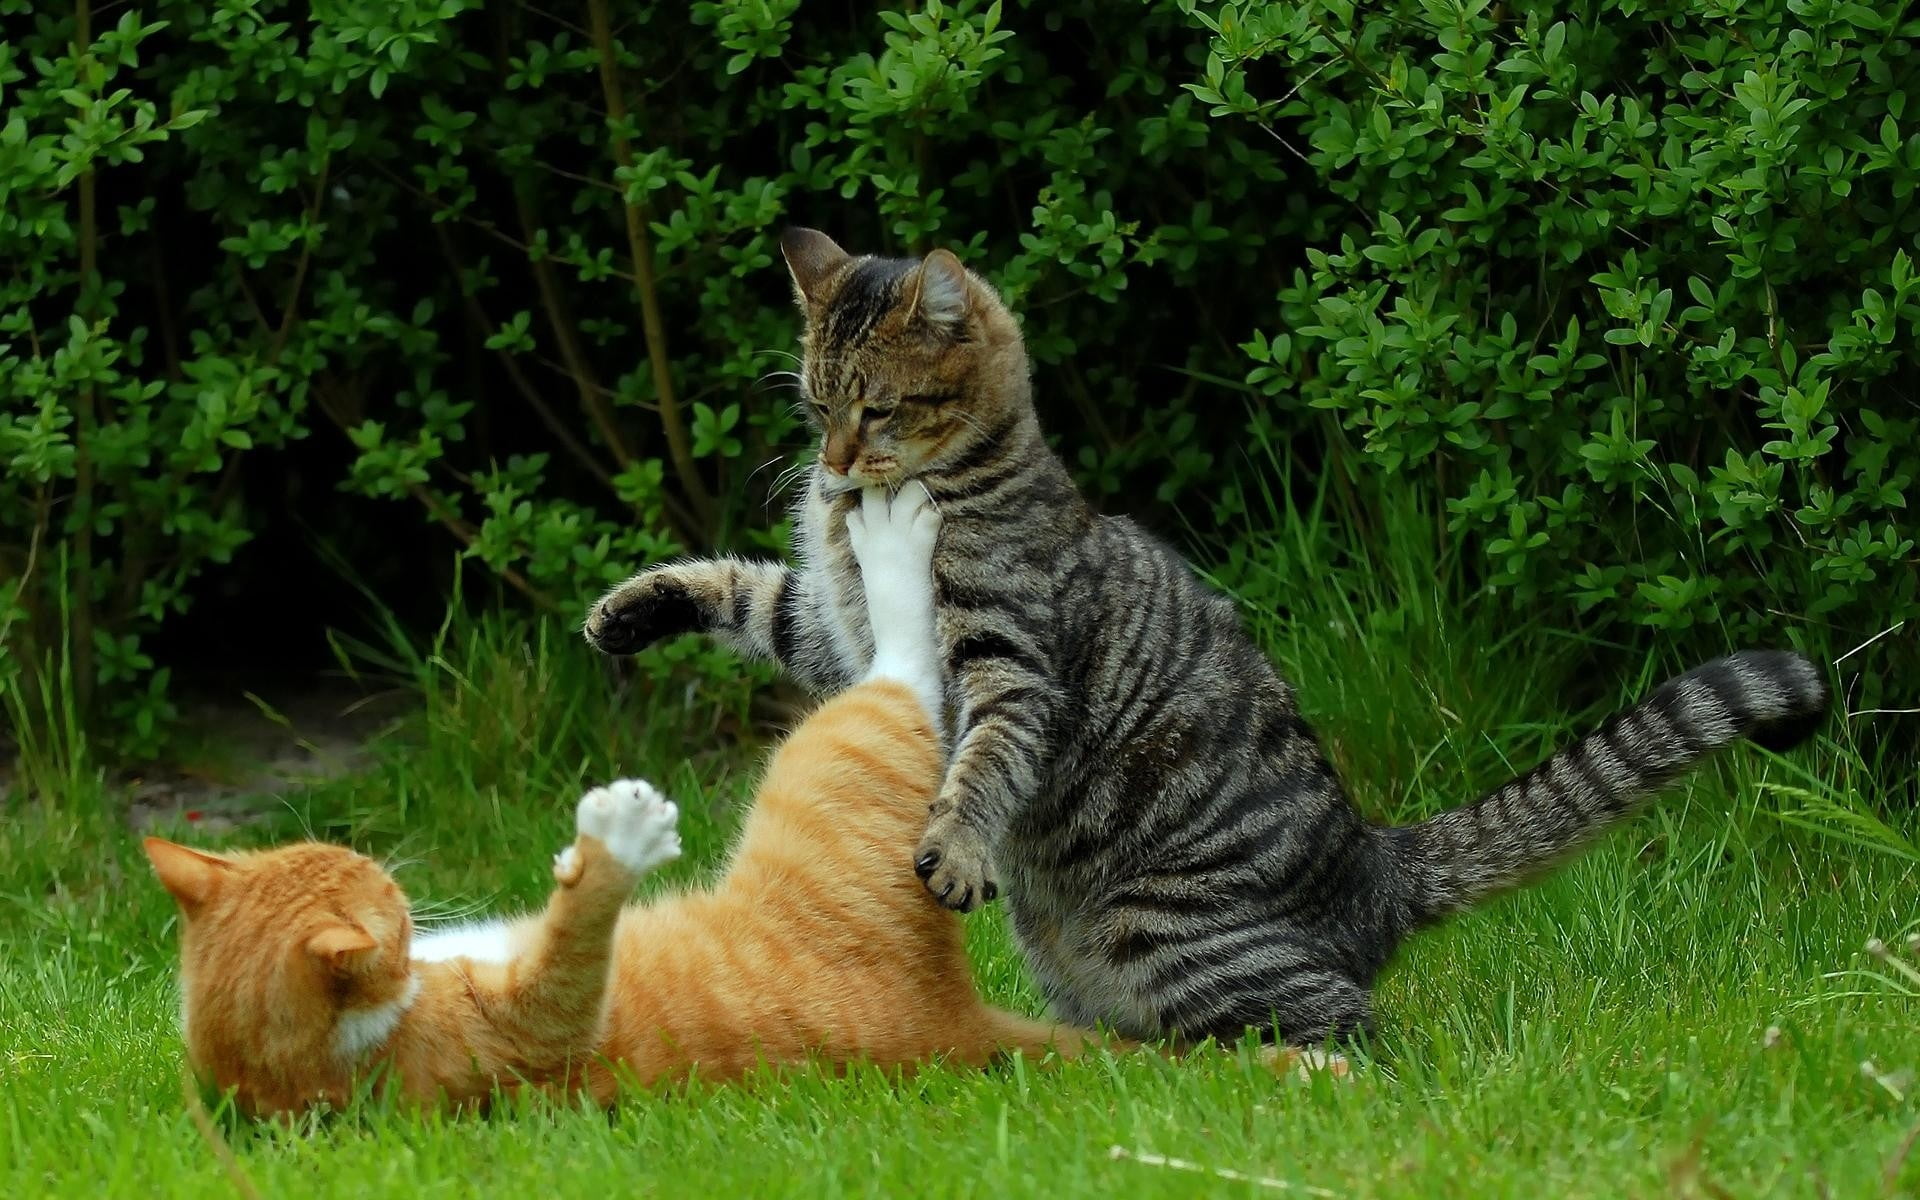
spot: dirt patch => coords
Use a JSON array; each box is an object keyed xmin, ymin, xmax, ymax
[{"xmin": 118, "ymin": 684, "xmax": 408, "ymax": 833}]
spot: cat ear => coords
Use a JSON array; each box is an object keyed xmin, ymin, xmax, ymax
[
  {"xmin": 143, "ymin": 838, "xmax": 233, "ymax": 911},
  {"xmin": 779, "ymin": 227, "xmax": 851, "ymax": 307},
  {"xmin": 306, "ymin": 924, "xmax": 378, "ymax": 972},
  {"xmin": 909, "ymin": 249, "xmax": 971, "ymax": 331}
]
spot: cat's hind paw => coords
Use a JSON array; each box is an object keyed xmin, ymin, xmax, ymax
[
  {"xmin": 845, "ymin": 481, "xmax": 941, "ymax": 580},
  {"xmin": 1256, "ymin": 1044, "xmax": 1355, "ymax": 1083},
  {"xmin": 575, "ymin": 778, "xmax": 682, "ymax": 875}
]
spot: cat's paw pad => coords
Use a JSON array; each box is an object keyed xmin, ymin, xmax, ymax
[
  {"xmin": 584, "ymin": 571, "xmax": 704, "ymax": 656},
  {"xmin": 914, "ymin": 813, "xmax": 997, "ymax": 914},
  {"xmin": 576, "ymin": 778, "xmax": 682, "ymax": 874}
]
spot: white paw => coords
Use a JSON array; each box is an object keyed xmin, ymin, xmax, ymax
[
  {"xmin": 845, "ymin": 481, "xmax": 941, "ymax": 584},
  {"xmin": 1256, "ymin": 1044, "xmax": 1354, "ymax": 1082},
  {"xmin": 845, "ymin": 483, "xmax": 944, "ymax": 721},
  {"xmin": 574, "ymin": 778, "xmax": 682, "ymax": 874}
]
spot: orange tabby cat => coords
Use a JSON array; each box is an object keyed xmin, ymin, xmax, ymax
[{"xmin": 146, "ymin": 485, "xmax": 1095, "ymax": 1118}]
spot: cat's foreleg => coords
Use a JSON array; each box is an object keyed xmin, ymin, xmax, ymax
[
  {"xmin": 466, "ymin": 780, "xmax": 681, "ymax": 1080},
  {"xmin": 848, "ymin": 480, "xmax": 1043, "ymax": 915},
  {"xmin": 912, "ymin": 608, "xmax": 1060, "ymax": 913},
  {"xmin": 584, "ymin": 559, "xmax": 852, "ymax": 693}
]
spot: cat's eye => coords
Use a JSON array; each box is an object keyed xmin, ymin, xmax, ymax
[
  {"xmin": 810, "ymin": 402, "xmax": 829, "ymax": 420},
  {"xmin": 863, "ymin": 405, "xmax": 895, "ymax": 422},
  {"xmin": 901, "ymin": 391, "xmax": 958, "ymax": 406}
]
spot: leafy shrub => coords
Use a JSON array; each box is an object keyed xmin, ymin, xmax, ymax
[
  {"xmin": 1183, "ymin": 0, "xmax": 1919, "ymax": 715},
  {"xmin": 2, "ymin": 0, "xmax": 1288, "ymax": 751},
  {"xmin": 2, "ymin": 0, "xmax": 1914, "ymax": 759}
]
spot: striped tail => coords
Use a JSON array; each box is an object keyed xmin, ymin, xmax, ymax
[{"xmin": 1391, "ymin": 650, "xmax": 1829, "ymax": 926}]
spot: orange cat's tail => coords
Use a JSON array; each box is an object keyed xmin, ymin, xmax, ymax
[{"xmin": 973, "ymin": 1008, "xmax": 1134, "ymax": 1065}]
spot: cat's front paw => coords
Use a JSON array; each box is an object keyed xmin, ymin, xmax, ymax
[
  {"xmin": 584, "ymin": 569, "xmax": 706, "ymax": 656},
  {"xmin": 914, "ymin": 813, "xmax": 998, "ymax": 914},
  {"xmin": 573, "ymin": 779, "xmax": 682, "ymax": 875}
]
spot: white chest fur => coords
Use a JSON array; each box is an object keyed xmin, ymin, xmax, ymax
[{"xmin": 798, "ymin": 474, "xmax": 872, "ymax": 672}]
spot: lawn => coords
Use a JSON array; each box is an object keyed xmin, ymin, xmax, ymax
[{"xmin": 4, "ymin": 506, "xmax": 1915, "ymax": 1198}]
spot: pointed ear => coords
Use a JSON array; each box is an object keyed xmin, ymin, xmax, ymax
[
  {"xmin": 909, "ymin": 249, "xmax": 971, "ymax": 330},
  {"xmin": 306, "ymin": 924, "xmax": 378, "ymax": 972},
  {"xmin": 143, "ymin": 838, "xmax": 233, "ymax": 912},
  {"xmin": 779, "ymin": 227, "xmax": 852, "ymax": 307}
]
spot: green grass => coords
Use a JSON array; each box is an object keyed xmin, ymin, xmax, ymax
[{"xmin": 4, "ymin": 498, "xmax": 1917, "ymax": 1198}]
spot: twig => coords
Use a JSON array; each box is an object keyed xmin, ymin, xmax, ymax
[
  {"xmin": 429, "ymin": 224, "xmax": 616, "ymax": 491},
  {"xmin": 1107, "ymin": 1146, "xmax": 1339, "ymax": 1196},
  {"xmin": 511, "ymin": 185, "xmax": 637, "ymax": 470},
  {"xmin": 313, "ymin": 382, "xmax": 557, "ymax": 610},
  {"xmin": 266, "ymin": 153, "xmax": 331, "ymax": 365},
  {"xmin": 1835, "ymin": 620, "xmax": 1905, "ymax": 667},
  {"xmin": 69, "ymin": 0, "xmax": 99, "ymax": 713},
  {"xmin": 585, "ymin": 0, "xmax": 713, "ymax": 537}
]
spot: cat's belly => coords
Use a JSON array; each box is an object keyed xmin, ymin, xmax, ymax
[
  {"xmin": 1003, "ymin": 865, "xmax": 1162, "ymax": 1036},
  {"xmin": 411, "ymin": 919, "xmax": 514, "ymax": 964}
]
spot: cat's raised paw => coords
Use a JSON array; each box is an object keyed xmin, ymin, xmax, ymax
[
  {"xmin": 576, "ymin": 778, "xmax": 682, "ymax": 874},
  {"xmin": 914, "ymin": 813, "xmax": 997, "ymax": 914},
  {"xmin": 584, "ymin": 570, "xmax": 706, "ymax": 656}
]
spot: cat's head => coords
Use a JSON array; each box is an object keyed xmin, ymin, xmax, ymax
[
  {"xmin": 780, "ymin": 228, "xmax": 1030, "ymax": 488},
  {"xmin": 143, "ymin": 837, "xmax": 417, "ymax": 1117}
]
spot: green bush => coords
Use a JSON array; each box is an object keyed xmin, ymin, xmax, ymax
[
  {"xmin": 2, "ymin": 0, "xmax": 1914, "ymax": 756},
  {"xmin": 1, "ymin": 0, "xmax": 1283, "ymax": 752},
  {"xmin": 1186, "ymin": 0, "xmax": 1919, "ymax": 706}
]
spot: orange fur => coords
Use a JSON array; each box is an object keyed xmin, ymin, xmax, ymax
[{"xmin": 147, "ymin": 679, "xmax": 1102, "ymax": 1118}]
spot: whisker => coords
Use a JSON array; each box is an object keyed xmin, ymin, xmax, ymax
[
  {"xmin": 412, "ymin": 897, "xmax": 499, "ymax": 926},
  {"xmin": 771, "ymin": 461, "xmax": 810, "ymax": 494},
  {"xmin": 944, "ymin": 408, "xmax": 992, "ymax": 437},
  {"xmin": 746, "ymin": 448, "xmax": 809, "ymax": 489},
  {"xmin": 768, "ymin": 459, "xmax": 818, "ymax": 508}
]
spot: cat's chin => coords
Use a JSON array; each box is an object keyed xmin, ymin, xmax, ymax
[{"xmin": 816, "ymin": 470, "xmax": 863, "ymax": 498}]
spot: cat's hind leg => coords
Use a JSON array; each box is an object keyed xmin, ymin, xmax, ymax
[
  {"xmin": 845, "ymin": 481, "xmax": 945, "ymax": 737},
  {"xmin": 452, "ymin": 781, "xmax": 679, "ymax": 1086}
]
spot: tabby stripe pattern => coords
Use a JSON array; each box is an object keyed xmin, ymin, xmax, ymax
[{"xmin": 1390, "ymin": 649, "xmax": 1829, "ymax": 922}]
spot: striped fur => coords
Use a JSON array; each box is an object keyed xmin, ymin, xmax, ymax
[
  {"xmin": 585, "ymin": 230, "xmax": 1831, "ymax": 1046},
  {"xmin": 1389, "ymin": 650, "xmax": 1829, "ymax": 923}
]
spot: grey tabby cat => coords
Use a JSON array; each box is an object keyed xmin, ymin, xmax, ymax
[{"xmin": 585, "ymin": 229, "xmax": 1830, "ymax": 1045}]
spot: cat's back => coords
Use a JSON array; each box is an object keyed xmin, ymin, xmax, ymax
[{"xmin": 1055, "ymin": 511, "xmax": 1285, "ymax": 711}]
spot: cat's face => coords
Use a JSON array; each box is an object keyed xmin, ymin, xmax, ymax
[
  {"xmin": 144, "ymin": 838, "xmax": 415, "ymax": 1117},
  {"xmin": 780, "ymin": 228, "xmax": 1030, "ymax": 490}
]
